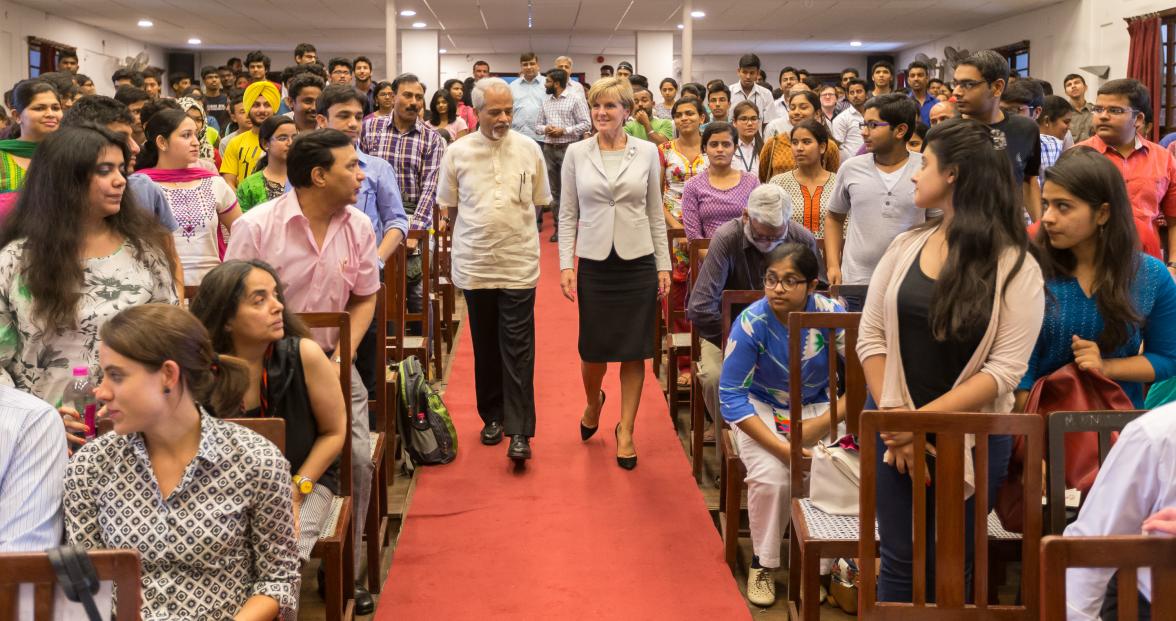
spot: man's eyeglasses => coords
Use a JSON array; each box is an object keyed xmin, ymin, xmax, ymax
[
  {"xmin": 858, "ymin": 121, "xmax": 891, "ymax": 131},
  {"xmin": 764, "ymin": 273, "xmax": 808, "ymax": 291},
  {"xmin": 331, "ymin": 69, "xmax": 351, "ymax": 77},
  {"xmin": 736, "ymin": 115, "xmax": 760, "ymax": 123},
  {"xmin": 951, "ymin": 79, "xmax": 989, "ymax": 91},
  {"xmin": 1091, "ymin": 105, "xmax": 1134, "ymax": 116}
]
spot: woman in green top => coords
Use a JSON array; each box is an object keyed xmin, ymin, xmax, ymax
[
  {"xmin": 1, "ymin": 80, "xmax": 62, "ymax": 201},
  {"xmin": 235, "ymin": 116, "xmax": 295, "ymax": 212}
]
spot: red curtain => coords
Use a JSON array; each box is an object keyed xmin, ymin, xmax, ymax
[
  {"xmin": 38, "ymin": 43, "xmax": 56, "ymax": 74},
  {"xmin": 1127, "ymin": 16, "xmax": 1162, "ymax": 140}
]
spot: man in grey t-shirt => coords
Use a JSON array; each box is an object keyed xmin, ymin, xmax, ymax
[{"xmin": 824, "ymin": 94, "xmax": 926, "ymax": 310}]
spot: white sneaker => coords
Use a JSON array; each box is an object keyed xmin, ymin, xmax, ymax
[{"xmin": 747, "ymin": 565, "xmax": 777, "ymax": 607}]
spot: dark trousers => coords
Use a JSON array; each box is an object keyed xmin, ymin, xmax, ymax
[
  {"xmin": 464, "ymin": 288, "xmax": 537, "ymax": 437},
  {"xmin": 871, "ymin": 396, "xmax": 1015, "ymax": 602},
  {"xmin": 1101, "ymin": 571, "xmax": 1152, "ymax": 620}
]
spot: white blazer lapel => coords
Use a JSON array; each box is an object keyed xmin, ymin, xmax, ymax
[
  {"xmin": 612, "ymin": 141, "xmax": 640, "ymax": 180},
  {"xmin": 586, "ymin": 139, "xmax": 607, "ymax": 180}
]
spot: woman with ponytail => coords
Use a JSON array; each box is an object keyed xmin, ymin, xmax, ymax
[
  {"xmin": 191, "ymin": 259, "xmax": 346, "ymax": 560},
  {"xmin": 133, "ymin": 103, "xmax": 241, "ymax": 286},
  {"xmin": 0, "ymin": 80, "xmax": 62, "ymax": 218},
  {"xmin": 63, "ymin": 303, "xmax": 300, "ymax": 621},
  {"xmin": 858, "ymin": 117, "xmax": 1045, "ymax": 602}
]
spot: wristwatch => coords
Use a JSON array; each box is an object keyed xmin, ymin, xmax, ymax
[{"xmin": 292, "ymin": 475, "xmax": 314, "ymax": 495}]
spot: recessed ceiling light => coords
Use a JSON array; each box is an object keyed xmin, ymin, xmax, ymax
[
  {"xmin": 439, "ymin": 48, "xmax": 447, "ymax": 54},
  {"xmin": 400, "ymin": 9, "xmax": 416, "ymax": 16},
  {"xmin": 850, "ymin": 41, "xmax": 863, "ymax": 47},
  {"xmin": 137, "ymin": 19, "xmax": 153, "ymax": 27},
  {"xmin": 412, "ymin": 21, "xmax": 426, "ymax": 28},
  {"xmin": 677, "ymin": 24, "xmax": 684, "ymax": 29},
  {"xmin": 690, "ymin": 10, "xmax": 705, "ymax": 18},
  {"xmin": 187, "ymin": 38, "xmax": 201, "ymax": 45}
]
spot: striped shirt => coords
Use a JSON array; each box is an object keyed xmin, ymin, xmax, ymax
[
  {"xmin": 0, "ymin": 385, "xmax": 66, "ymax": 552},
  {"xmin": 359, "ymin": 116, "xmax": 446, "ymax": 230},
  {"xmin": 1038, "ymin": 134, "xmax": 1063, "ymax": 187},
  {"xmin": 535, "ymin": 91, "xmax": 590, "ymax": 145}
]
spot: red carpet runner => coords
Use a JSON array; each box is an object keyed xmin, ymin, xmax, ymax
[{"xmin": 374, "ymin": 235, "xmax": 750, "ymax": 620}]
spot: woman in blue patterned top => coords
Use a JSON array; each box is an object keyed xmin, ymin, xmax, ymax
[
  {"xmin": 719, "ymin": 242, "xmax": 847, "ymax": 607},
  {"xmin": 1017, "ymin": 146, "xmax": 1176, "ymax": 410}
]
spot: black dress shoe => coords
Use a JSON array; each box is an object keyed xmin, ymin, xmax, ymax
[
  {"xmin": 481, "ymin": 421, "xmax": 504, "ymax": 445},
  {"xmin": 507, "ymin": 435, "xmax": 532, "ymax": 461},
  {"xmin": 354, "ymin": 582, "xmax": 375, "ymax": 615},
  {"xmin": 615, "ymin": 423, "xmax": 637, "ymax": 470},
  {"xmin": 580, "ymin": 390, "xmax": 606, "ymax": 441}
]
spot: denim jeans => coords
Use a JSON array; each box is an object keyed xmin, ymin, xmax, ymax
[{"xmin": 867, "ymin": 394, "xmax": 1014, "ymax": 602}]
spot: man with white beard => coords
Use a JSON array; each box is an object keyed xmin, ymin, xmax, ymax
[{"xmin": 436, "ymin": 78, "xmax": 551, "ymax": 465}]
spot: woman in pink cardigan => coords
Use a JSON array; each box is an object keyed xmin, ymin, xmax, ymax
[{"xmin": 857, "ymin": 118, "xmax": 1045, "ymax": 602}]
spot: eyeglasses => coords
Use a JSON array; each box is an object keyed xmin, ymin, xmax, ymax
[
  {"xmin": 858, "ymin": 121, "xmax": 891, "ymax": 130},
  {"xmin": 764, "ymin": 273, "xmax": 808, "ymax": 291},
  {"xmin": 270, "ymin": 135, "xmax": 294, "ymax": 144},
  {"xmin": 736, "ymin": 115, "xmax": 760, "ymax": 123},
  {"xmin": 1091, "ymin": 105, "xmax": 1134, "ymax": 116},
  {"xmin": 951, "ymin": 79, "xmax": 989, "ymax": 91},
  {"xmin": 331, "ymin": 69, "xmax": 351, "ymax": 77}
]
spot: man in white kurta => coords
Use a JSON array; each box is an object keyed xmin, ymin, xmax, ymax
[{"xmin": 437, "ymin": 77, "xmax": 552, "ymax": 464}]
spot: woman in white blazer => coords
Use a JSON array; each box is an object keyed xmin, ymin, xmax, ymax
[{"xmin": 558, "ymin": 77, "xmax": 671, "ymax": 470}]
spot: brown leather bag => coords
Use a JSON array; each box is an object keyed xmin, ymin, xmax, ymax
[{"xmin": 995, "ymin": 362, "xmax": 1134, "ymax": 532}]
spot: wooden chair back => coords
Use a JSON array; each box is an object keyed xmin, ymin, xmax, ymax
[
  {"xmin": 786, "ymin": 311, "xmax": 864, "ymax": 495},
  {"xmin": 406, "ymin": 229, "xmax": 432, "ymax": 335},
  {"xmin": 0, "ymin": 549, "xmax": 141, "ymax": 620},
  {"xmin": 687, "ymin": 239, "xmax": 710, "ymax": 359},
  {"xmin": 720, "ymin": 289, "xmax": 763, "ymax": 347},
  {"xmin": 384, "ymin": 242, "xmax": 408, "ymax": 364},
  {"xmin": 859, "ymin": 410, "xmax": 1043, "ymax": 618},
  {"xmin": 183, "ymin": 285, "xmax": 200, "ymax": 305},
  {"xmin": 1041, "ymin": 535, "xmax": 1176, "ymax": 620},
  {"xmin": 1045, "ymin": 410, "xmax": 1146, "ymax": 535},
  {"xmin": 665, "ymin": 228, "xmax": 689, "ymax": 329},
  {"xmin": 225, "ymin": 417, "xmax": 286, "ymax": 452},
  {"xmin": 371, "ymin": 283, "xmax": 388, "ymax": 434},
  {"xmin": 296, "ymin": 311, "xmax": 354, "ymax": 498}
]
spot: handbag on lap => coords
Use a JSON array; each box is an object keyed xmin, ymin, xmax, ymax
[{"xmin": 994, "ymin": 362, "xmax": 1133, "ymax": 532}]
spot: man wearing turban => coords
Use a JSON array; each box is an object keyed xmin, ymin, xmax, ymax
[{"xmin": 219, "ymin": 80, "xmax": 279, "ymax": 188}]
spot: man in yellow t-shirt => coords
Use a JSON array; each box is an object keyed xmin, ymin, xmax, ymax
[{"xmin": 220, "ymin": 80, "xmax": 278, "ymax": 188}]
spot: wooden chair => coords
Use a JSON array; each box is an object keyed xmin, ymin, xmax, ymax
[
  {"xmin": 434, "ymin": 212, "xmax": 458, "ymax": 351},
  {"xmin": 0, "ymin": 549, "xmax": 140, "ymax": 619},
  {"xmin": 405, "ymin": 229, "xmax": 439, "ymax": 380},
  {"xmin": 426, "ymin": 229, "xmax": 446, "ymax": 377},
  {"xmin": 1041, "ymin": 535, "xmax": 1176, "ymax": 620},
  {"xmin": 383, "ymin": 243, "xmax": 407, "ymax": 495},
  {"xmin": 859, "ymin": 410, "xmax": 1043, "ymax": 619},
  {"xmin": 297, "ymin": 311, "xmax": 357, "ymax": 621},
  {"xmin": 363, "ymin": 284, "xmax": 390, "ymax": 592},
  {"xmin": 786, "ymin": 311, "xmax": 867, "ymax": 621},
  {"xmin": 663, "ymin": 228, "xmax": 691, "ymax": 423},
  {"xmin": 687, "ymin": 238, "xmax": 710, "ymax": 481},
  {"xmin": 1045, "ymin": 410, "xmax": 1145, "ymax": 535},
  {"xmin": 715, "ymin": 289, "xmax": 762, "ymax": 567}
]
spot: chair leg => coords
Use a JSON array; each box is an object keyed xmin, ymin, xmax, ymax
[
  {"xmin": 691, "ymin": 377, "xmax": 704, "ymax": 482},
  {"xmin": 724, "ymin": 467, "xmax": 741, "ymax": 568},
  {"xmin": 788, "ymin": 529, "xmax": 802, "ymax": 613},
  {"xmin": 801, "ymin": 543, "xmax": 822, "ymax": 621},
  {"xmin": 366, "ymin": 458, "xmax": 385, "ymax": 593},
  {"xmin": 324, "ymin": 546, "xmax": 343, "ymax": 621}
]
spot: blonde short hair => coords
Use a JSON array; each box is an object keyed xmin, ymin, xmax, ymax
[{"xmin": 587, "ymin": 76, "xmax": 635, "ymax": 113}]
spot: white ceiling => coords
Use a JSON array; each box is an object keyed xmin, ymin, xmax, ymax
[{"xmin": 23, "ymin": 0, "xmax": 1063, "ymax": 56}]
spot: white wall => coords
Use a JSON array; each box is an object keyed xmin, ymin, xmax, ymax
[
  {"xmin": 896, "ymin": 0, "xmax": 1176, "ymax": 93},
  {"xmin": 1, "ymin": 0, "xmax": 164, "ymax": 96}
]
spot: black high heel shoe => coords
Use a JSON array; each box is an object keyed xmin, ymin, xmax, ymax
[
  {"xmin": 615, "ymin": 423, "xmax": 637, "ymax": 470},
  {"xmin": 580, "ymin": 391, "xmax": 605, "ymax": 441}
]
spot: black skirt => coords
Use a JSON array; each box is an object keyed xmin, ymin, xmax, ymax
[{"xmin": 577, "ymin": 250, "xmax": 657, "ymax": 362}]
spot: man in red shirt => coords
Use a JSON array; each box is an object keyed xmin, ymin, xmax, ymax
[{"xmin": 1078, "ymin": 78, "xmax": 1176, "ymax": 267}]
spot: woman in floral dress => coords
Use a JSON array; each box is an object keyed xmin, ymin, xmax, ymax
[
  {"xmin": 0, "ymin": 125, "xmax": 176, "ymax": 450},
  {"xmin": 659, "ymin": 96, "xmax": 708, "ymax": 386}
]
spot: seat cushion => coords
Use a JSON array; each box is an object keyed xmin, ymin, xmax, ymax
[
  {"xmin": 987, "ymin": 510, "xmax": 1021, "ymax": 541},
  {"xmin": 319, "ymin": 496, "xmax": 346, "ymax": 539},
  {"xmin": 797, "ymin": 498, "xmax": 878, "ymax": 541}
]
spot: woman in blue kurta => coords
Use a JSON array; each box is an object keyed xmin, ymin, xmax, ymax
[
  {"xmin": 718, "ymin": 242, "xmax": 847, "ymax": 607},
  {"xmin": 1017, "ymin": 147, "xmax": 1176, "ymax": 409}
]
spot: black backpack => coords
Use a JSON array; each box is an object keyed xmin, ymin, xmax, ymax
[{"xmin": 396, "ymin": 356, "xmax": 457, "ymax": 471}]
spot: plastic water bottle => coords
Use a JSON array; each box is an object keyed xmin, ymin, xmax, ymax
[{"xmin": 63, "ymin": 366, "xmax": 96, "ymax": 440}]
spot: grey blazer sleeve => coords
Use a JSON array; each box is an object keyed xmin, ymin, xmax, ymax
[
  {"xmin": 644, "ymin": 145, "xmax": 671, "ymax": 272},
  {"xmin": 558, "ymin": 142, "xmax": 581, "ymax": 270}
]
